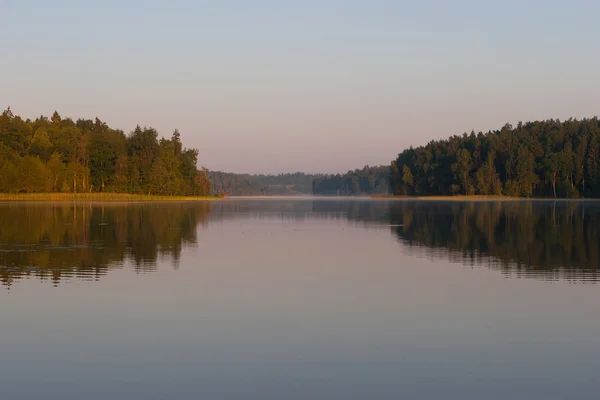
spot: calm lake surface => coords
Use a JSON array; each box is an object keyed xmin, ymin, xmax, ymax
[{"xmin": 1, "ymin": 198, "xmax": 600, "ymax": 400}]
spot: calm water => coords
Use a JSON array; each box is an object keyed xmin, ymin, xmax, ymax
[{"xmin": 1, "ymin": 198, "xmax": 599, "ymax": 400}]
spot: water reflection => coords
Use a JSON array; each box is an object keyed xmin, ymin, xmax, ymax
[
  {"xmin": 1, "ymin": 199, "xmax": 600, "ymax": 287},
  {"xmin": 0, "ymin": 202, "xmax": 211, "ymax": 287},
  {"xmin": 390, "ymin": 200, "xmax": 600, "ymax": 282},
  {"xmin": 210, "ymin": 198, "xmax": 389, "ymax": 225}
]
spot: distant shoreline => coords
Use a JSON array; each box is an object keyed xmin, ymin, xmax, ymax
[
  {"xmin": 0, "ymin": 193, "xmax": 222, "ymax": 202},
  {"xmin": 368, "ymin": 194, "xmax": 587, "ymax": 201}
]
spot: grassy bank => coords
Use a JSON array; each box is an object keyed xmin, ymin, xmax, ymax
[{"xmin": 0, "ymin": 193, "xmax": 222, "ymax": 202}]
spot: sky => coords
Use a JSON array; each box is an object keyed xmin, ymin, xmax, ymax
[{"xmin": 1, "ymin": 0, "xmax": 599, "ymax": 174}]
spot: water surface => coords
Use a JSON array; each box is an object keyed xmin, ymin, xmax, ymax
[{"xmin": 1, "ymin": 199, "xmax": 599, "ymax": 399}]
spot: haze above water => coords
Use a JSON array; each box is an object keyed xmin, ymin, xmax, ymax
[{"xmin": 1, "ymin": 198, "xmax": 599, "ymax": 399}]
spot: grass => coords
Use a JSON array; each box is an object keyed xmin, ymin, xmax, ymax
[{"xmin": 0, "ymin": 193, "xmax": 222, "ymax": 202}]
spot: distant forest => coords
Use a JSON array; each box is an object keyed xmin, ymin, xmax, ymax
[
  {"xmin": 208, "ymin": 166, "xmax": 389, "ymax": 196},
  {"xmin": 0, "ymin": 108, "xmax": 211, "ymax": 195},
  {"xmin": 391, "ymin": 118, "xmax": 600, "ymax": 198},
  {"xmin": 312, "ymin": 166, "xmax": 390, "ymax": 195},
  {"xmin": 207, "ymin": 171, "xmax": 318, "ymax": 195}
]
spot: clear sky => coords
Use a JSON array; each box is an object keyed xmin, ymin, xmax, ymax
[{"xmin": 1, "ymin": 0, "xmax": 599, "ymax": 174}]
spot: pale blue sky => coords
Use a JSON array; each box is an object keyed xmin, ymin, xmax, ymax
[{"xmin": 1, "ymin": 0, "xmax": 599, "ymax": 173}]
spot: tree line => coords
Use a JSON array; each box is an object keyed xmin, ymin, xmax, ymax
[
  {"xmin": 208, "ymin": 166, "xmax": 390, "ymax": 196},
  {"xmin": 0, "ymin": 108, "xmax": 211, "ymax": 195},
  {"xmin": 207, "ymin": 171, "xmax": 318, "ymax": 195},
  {"xmin": 390, "ymin": 118, "xmax": 600, "ymax": 198},
  {"xmin": 312, "ymin": 165, "xmax": 390, "ymax": 195}
]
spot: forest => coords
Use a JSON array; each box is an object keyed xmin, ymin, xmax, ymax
[
  {"xmin": 390, "ymin": 118, "xmax": 600, "ymax": 198},
  {"xmin": 208, "ymin": 166, "xmax": 390, "ymax": 196},
  {"xmin": 207, "ymin": 171, "xmax": 318, "ymax": 195},
  {"xmin": 0, "ymin": 108, "xmax": 211, "ymax": 196},
  {"xmin": 5, "ymin": 107, "xmax": 600, "ymax": 200},
  {"xmin": 312, "ymin": 165, "xmax": 390, "ymax": 195}
]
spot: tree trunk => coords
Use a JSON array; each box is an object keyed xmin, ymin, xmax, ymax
[{"xmin": 552, "ymin": 172, "xmax": 557, "ymax": 198}]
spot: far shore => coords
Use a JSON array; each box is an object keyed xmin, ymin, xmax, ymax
[
  {"xmin": 0, "ymin": 193, "xmax": 222, "ymax": 202},
  {"xmin": 368, "ymin": 194, "xmax": 588, "ymax": 201}
]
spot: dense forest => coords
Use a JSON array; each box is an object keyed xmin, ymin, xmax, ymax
[
  {"xmin": 0, "ymin": 108, "xmax": 211, "ymax": 195},
  {"xmin": 391, "ymin": 118, "xmax": 600, "ymax": 198},
  {"xmin": 207, "ymin": 171, "xmax": 318, "ymax": 195},
  {"xmin": 312, "ymin": 165, "xmax": 390, "ymax": 195}
]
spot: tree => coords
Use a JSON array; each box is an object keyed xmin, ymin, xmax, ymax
[
  {"xmin": 149, "ymin": 140, "xmax": 183, "ymax": 195},
  {"xmin": 18, "ymin": 156, "xmax": 48, "ymax": 193},
  {"xmin": 543, "ymin": 152, "xmax": 561, "ymax": 198},
  {"xmin": 402, "ymin": 165, "xmax": 414, "ymax": 193},
  {"xmin": 512, "ymin": 146, "xmax": 537, "ymax": 197},
  {"xmin": 172, "ymin": 129, "xmax": 182, "ymax": 157},
  {"xmin": 475, "ymin": 153, "xmax": 501, "ymax": 195},
  {"xmin": 89, "ymin": 133, "xmax": 117, "ymax": 191},
  {"xmin": 0, "ymin": 161, "xmax": 19, "ymax": 193},
  {"xmin": 0, "ymin": 142, "xmax": 17, "ymax": 170},
  {"xmin": 51, "ymin": 111, "xmax": 61, "ymax": 126},
  {"xmin": 452, "ymin": 149, "xmax": 472, "ymax": 194},
  {"xmin": 47, "ymin": 153, "xmax": 65, "ymax": 192},
  {"xmin": 587, "ymin": 133, "xmax": 600, "ymax": 196},
  {"xmin": 128, "ymin": 126, "xmax": 159, "ymax": 190},
  {"xmin": 574, "ymin": 136, "xmax": 588, "ymax": 194},
  {"xmin": 29, "ymin": 127, "xmax": 54, "ymax": 162}
]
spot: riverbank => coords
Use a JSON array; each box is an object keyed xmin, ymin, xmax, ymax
[{"xmin": 0, "ymin": 193, "xmax": 222, "ymax": 201}]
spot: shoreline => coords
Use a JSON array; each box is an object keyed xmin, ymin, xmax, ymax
[
  {"xmin": 0, "ymin": 193, "xmax": 222, "ymax": 202},
  {"xmin": 368, "ymin": 194, "xmax": 587, "ymax": 201}
]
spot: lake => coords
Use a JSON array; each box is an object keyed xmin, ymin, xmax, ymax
[{"xmin": 1, "ymin": 198, "xmax": 599, "ymax": 399}]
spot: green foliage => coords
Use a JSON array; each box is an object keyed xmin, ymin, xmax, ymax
[
  {"xmin": 18, "ymin": 156, "xmax": 48, "ymax": 193},
  {"xmin": 29, "ymin": 127, "xmax": 54, "ymax": 161},
  {"xmin": 47, "ymin": 153, "xmax": 66, "ymax": 192},
  {"xmin": 60, "ymin": 180, "xmax": 71, "ymax": 193},
  {"xmin": 0, "ymin": 108, "xmax": 211, "ymax": 196},
  {"xmin": 391, "ymin": 118, "xmax": 600, "ymax": 198},
  {"xmin": 149, "ymin": 140, "xmax": 184, "ymax": 195},
  {"xmin": 402, "ymin": 165, "xmax": 414, "ymax": 192},
  {"xmin": 0, "ymin": 142, "xmax": 17, "ymax": 169},
  {"xmin": 0, "ymin": 161, "xmax": 19, "ymax": 193}
]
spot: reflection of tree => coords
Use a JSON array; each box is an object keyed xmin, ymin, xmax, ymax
[
  {"xmin": 390, "ymin": 201, "xmax": 600, "ymax": 281},
  {"xmin": 4, "ymin": 199, "xmax": 598, "ymax": 287},
  {"xmin": 0, "ymin": 202, "xmax": 211, "ymax": 288}
]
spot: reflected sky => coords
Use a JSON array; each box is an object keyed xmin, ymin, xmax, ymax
[{"xmin": 1, "ymin": 199, "xmax": 600, "ymax": 399}]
